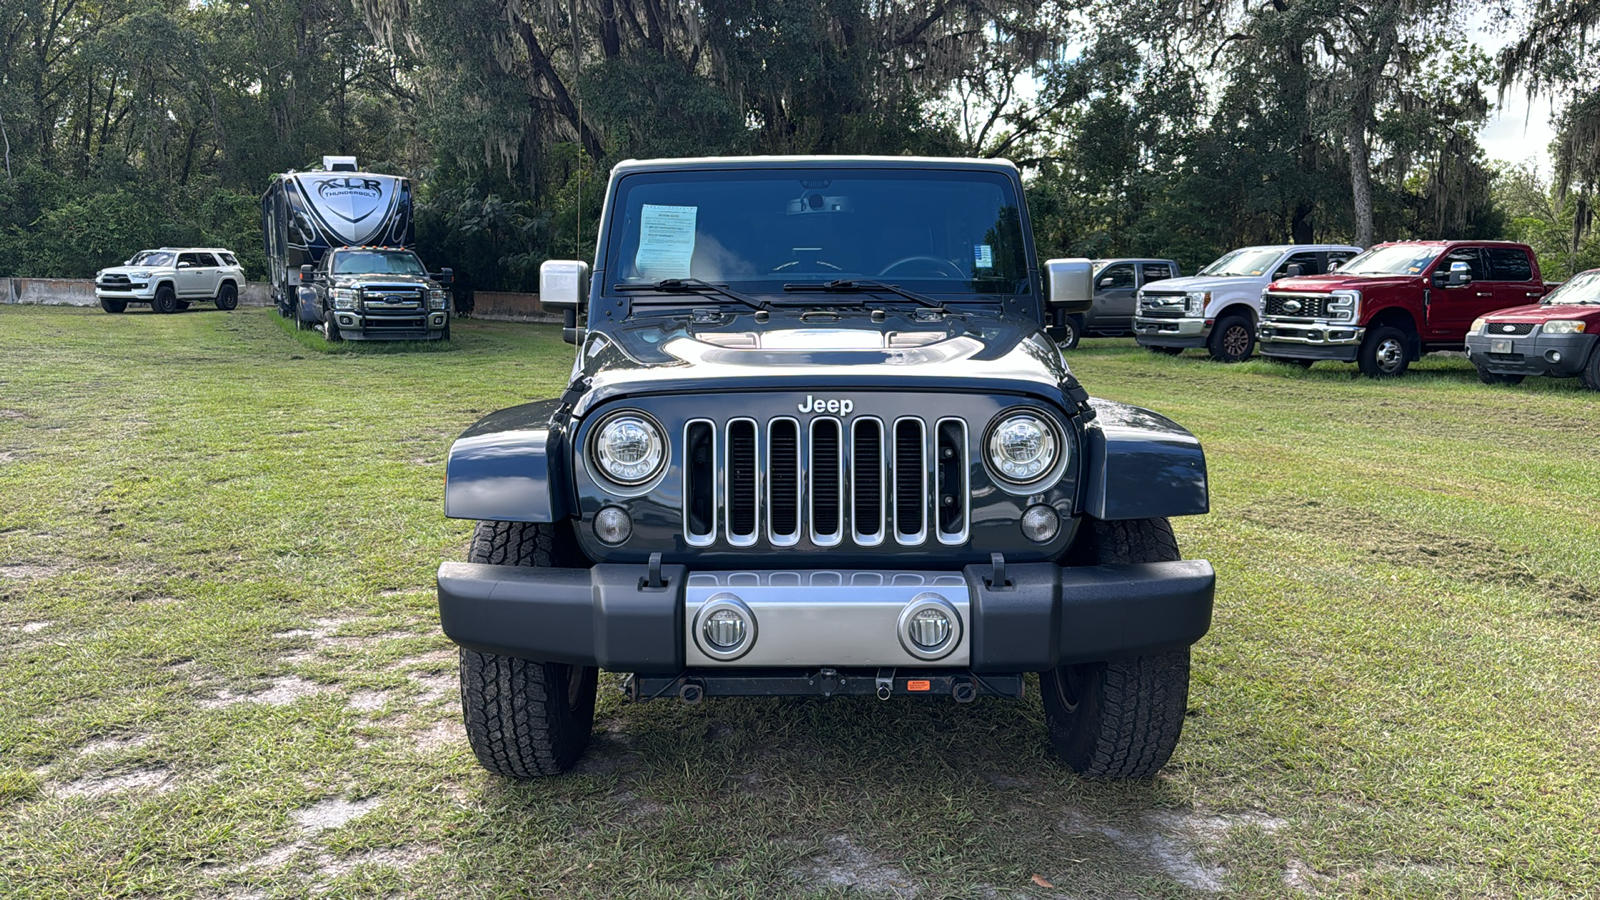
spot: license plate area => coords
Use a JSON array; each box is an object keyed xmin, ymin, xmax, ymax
[{"xmin": 1490, "ymin": 339, "xmax": 1512, "ymax": 354}]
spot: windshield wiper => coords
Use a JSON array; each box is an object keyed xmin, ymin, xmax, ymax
[
  {"xmin": 783, "ymin": 279, "xmax": 945, "ymax": 310},
  {"xmin": 614, "ymin": 278, "xmax": 767, "ymax": 311}
]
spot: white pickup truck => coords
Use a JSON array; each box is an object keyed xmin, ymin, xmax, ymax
[
  {"xmin": 1133, "ymin": 244, "xmax": 1361, "ymax": 362},
  {"xmin": 94, "ymin": 247, "xmax": 245, "ymax": 314}
]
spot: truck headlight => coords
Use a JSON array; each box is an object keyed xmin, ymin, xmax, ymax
[
  {"xmin": 1184, "ymin": 291, "xmax": 1210, "ymax": 315},
  {"xmin": 332, "ymin": 288, "xmax": 358, "ymax": 310},
  {"xmin": 1543, "ymin": 320, "xmax": 1586, "ymax": 334},
  {"xmin": 1470, "ymin": 317, "xmax": 1487, "ymax": 335},
  {"xmin": 130, "ymin": 270, "xmax": 151, "ymax": 279},
  {"xmin": 1326, "ymin": 290, "xmax": 1361, "ymax": 322},
  {"xmin": 985, "ymin": 412, "xmax": 1062, "ymax": 485},
  {"xmin": 429, "ymin": 289, "xmax": 447, "ymax": 310},
  {"xmin": 592, "ymin": 413, "xmax": 666, "ymax": 485}
]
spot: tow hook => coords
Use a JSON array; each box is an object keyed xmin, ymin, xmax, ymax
[{"xmin": 875, "ymin": 668, "xmax": 896, "ymax": 701}]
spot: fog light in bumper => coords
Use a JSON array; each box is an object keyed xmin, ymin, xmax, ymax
[
  {"xmin": 1547, "ymin": 350, "xmax": 1562, "ymax": 364},
  {"xmin": 593, "ymin": 506, "xmax": 632, "ymax": 544},
  {"xmin": 694, "ymin": 594, "xmax": 756, "ymax": 660},
  {"xmin": 897, "ymin": 593, "xmax": 961, "ymax": 660},
  {"xmin": 1021, "ymin": 505, "xmax": 1061, "ymax": 542}
]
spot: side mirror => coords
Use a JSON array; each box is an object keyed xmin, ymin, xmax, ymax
[
  {"xmin": 1044, "ymin": 258, "xmax": 1094, "ymax": 314},
  {"xmin": 1285, "ymin": 263, "xmax": 1305, "ymax": 277},
  {"xmin": 177, "ymin": 261, "xmax": 194, "ymax": 269},
  {"xmin": 1448, "ymin": 260, "xmax": 1472, "ymax": 287},
  {"xmin": 1098, "ymin": 277, "xmax": 1114, "ymax": 288},
  {"xmin": 539, "ymin": 259, "xmax": 588, "ymax": 311},
  {"xmin": 299, "ymin": 264, "xmax": 316, "ymax": 284},
  {"xmin": 1328, "ymin": 261, "xmax": 1341, "ymax": 272},
  {"xmin": 435, "ymin": 267, "xmax": 454, "ymax": 286}
]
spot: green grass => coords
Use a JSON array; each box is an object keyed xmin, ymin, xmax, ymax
[{"xmin": 1, "ymin": 305, "xmax": 1597, "ymax": 898}]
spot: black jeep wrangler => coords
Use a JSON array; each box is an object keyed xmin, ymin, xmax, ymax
[{"xmin": 437, "ymin": 157, "xmax": 1214, "ymax": 779}]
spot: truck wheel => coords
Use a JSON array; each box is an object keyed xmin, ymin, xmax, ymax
[
  {"xmin": 151, "ymin": 285, "xmax": 178, "ymax": 314},
  {"xmin": 1145, "ymin": 345, "xmax": 1183, "ymax": 357},
  {"xmin": 323, "ymin": 315, "xmax": 343, "ymax": 343},
  {"xmin": 1357, "ymin": 326, "xmax": 1410, "ymax": 378},
  {"xmin": 1041, "ymin": 518, "xmax": 1191, "ymax": 779},
  {"xmin": 1475, "ymin": 366, "xmax": 1523, "ymax": 386},
  {"xmin": 459, "ymin": 521, "xmax": 597, "ymax": 777},
  {"xmin": 294, "ymin": 297, "xmax": 311, "ymax": 331},
  {"xmin": 215, "ymin": 283, "xmax": 238, "ymax": 311},
  {"xmin": 1057, "ymin": 315, "xmax": 1082, "ymax": 351},
  {"xmin": 100, "ymin": 298, "xmax": 127, "ymax": 314},
  {"xmin": 1582, "ymin": 347, "xmax": 1600, "ymax": 391},
  {"xmin": 1206, "ymin": 314, "xmax": 1254, "ymax": 363}
]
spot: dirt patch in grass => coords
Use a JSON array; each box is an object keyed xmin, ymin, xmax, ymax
[
  {"xmin": 794, "ymin": 834, "xmax": 919, "ymax": 897},
  {"xmin": 6, "ymin": 621, "xmax": 54, "ymax": 633},
  {"xmin": 0, "ymin": 565, "xmax": 62, "ymax": 580},
  {"xmin": 410, "ymin": 719, "xmax": 465, "ymax": 753},
  {"xmin": 76, "ymin": 734, "xmax": 152, "ymax": 757},
  {"xmin": 54, "ymin": 767, "xmax": 175, "ymax": 799},
  {"xmin": 200, "ymin": 676, "xmax": 334, "ymax": 709}
]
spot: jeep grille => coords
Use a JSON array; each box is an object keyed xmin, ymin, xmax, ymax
[{"xmin": 682, "ymin": 415, "xmax": 968, "ymax": 548}]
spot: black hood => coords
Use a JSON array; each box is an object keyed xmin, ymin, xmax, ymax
[{"xmin": 569, "ymin": 307, "xmax": 1087, "ymax": 417}]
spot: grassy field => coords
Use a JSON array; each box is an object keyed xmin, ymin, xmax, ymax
[{"xmin": 1, "ymin": 304, "xmax": 1597, "ymax": 899}]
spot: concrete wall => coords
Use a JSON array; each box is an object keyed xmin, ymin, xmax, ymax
[{"xmin": 2, "ymin": 278, "xmax": 274, "ymax": 307}]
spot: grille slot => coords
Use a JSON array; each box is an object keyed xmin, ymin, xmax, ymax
[
  {"xmin": 727, "ymin": 420, "xmax": 758, "ymax": 543},
  {"xmin": 851, "ymin": 419, "xmax": 885, "ymax": 543},
  {"xmin": 935, "ymin": 419, "xmax": 967, "ymax": 540},
  {"xmin": 767, "ymin": 419, "xmax": 800, "ymax": 544},
  {"xmin": 684, "ymin": 421, "xmax": 716, "ymax": 544},
  {"xmin": 1264, "ymin": 293, "xmax": 1330, "ymax": 318},
  {"xmin": 1488, "ymin": 322, "xmax": 1535, "ymax": 336},
  {"xmin": 893, "ymin": 419, "xmax": 927, "ymax": 541},
  {"xmin": 810, "ymin": 419, "xmax": 843, "ymax": 544},
  {"xmin": 676, "ymin": 411, "xmax": 968, "ymax": 548}
]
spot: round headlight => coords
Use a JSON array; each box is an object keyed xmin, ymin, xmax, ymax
[
  {"xmin": 986, "ymin": 413, "xmax": 1060, "ymax": 485},
  {"xmin": 593, "ymin": 413, "xmax": 666, "ymax": 485}
]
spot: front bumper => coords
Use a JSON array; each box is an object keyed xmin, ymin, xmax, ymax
[
  {"xmin": 329, "ymin": 309, "xmax": 449, "ymax": 340},
  {"xmin": 1258, "ymin": 320, "xmax": 1364, "ymax": 361},
  {"xmin": 96, "ymin": 284, "xmax": 156, "ymax": 300},
  {"xmin": 1465, "ymin": 332, "xmax": 1596, "ymax": 377},
  {"xmin": 436, "ymin": 558, "xmax": 1215, "ymax": 674},
  {"xmin": 1134, "ymin": 316, "xmax": 1209, "ymax": 348}
]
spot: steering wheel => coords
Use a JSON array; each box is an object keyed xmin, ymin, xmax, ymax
[{"xmin": 878, "ymin": 256, "xmax": 965, "ymax": 279}]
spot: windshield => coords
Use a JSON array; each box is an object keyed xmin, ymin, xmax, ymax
[
  {"xmin": 1545, "ymin": 270, "xmax": 1600, "ymax": 305},
  {"xmin": 603, "ymin": 168, "xmax": 1029, "ymax": 298},
  {"xmin": 1196, "ymin": 248, "xmax": 1284, "ymax": 277},
  {"xmin": 332, "ymin": 250, "xmax": 425, "ymax": 276},
  {"xmin": 131, "ymin": 251, "xmax": 173, "ymax": 267},
  {"xmin": 1336, "ymin": 245, "xmax": 1443, "ymax": 276}
]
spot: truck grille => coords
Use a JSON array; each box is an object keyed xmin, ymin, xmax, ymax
[
  {"xmin": 361, "ymin": 286, "xmax": 425, "ymax": 310},
  {"xmin": 682, "ymin": 415, "xmax": 967, "ymax": 548},
  {"xmin": 1264, "ymin": 293, "xmax": 1331, "ymax": 318},
  {"xmin": 1139, "ymin": 293, "xmax": 1187, "ymax": 318},
  {"xmin": 1485, "ymin": 322, "xmax": 1535, "ymax": 336}
]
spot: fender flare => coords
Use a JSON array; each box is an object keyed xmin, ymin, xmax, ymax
[
  {"xmin": 1080, "ymin": 398, "xmax": 1209, "ymax": 520},
  {"xmin": 444, "ymin": 399, "xmax": 572, "ymax": 522}
]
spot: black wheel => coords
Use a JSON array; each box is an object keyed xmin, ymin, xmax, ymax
[
  {"xmin": 1145, "ymin": 345, "xmax": 1184, "ymax": 357},
  {"xmin": 1475, "ymin": 366, "xmax": 1524, "ymax": 386},
  {"xmin": 1357, "ymin": 325, "xmax": 1410, "ymax": 378},
  {"xmin": 1581, "ymin": 347, "xmax": 1600, "ymax": 391},
  {"xmin": 175, "ymin": 300, "xmax": 191, "ymax": 310},
  {"xmin": 323, "ymin": 313, "xmax": 343, "ymax": 343},
  {"xmin": 1041, "ymin": 518, "xmax": 1192, "ymax": 779},
  {"xmin": 100, "ymin": 298, "xmax": 127, "ymax": 314},
  {"xmin": 151, "ymin": 285, "xmax": 178, "ymax": 314},
  {"xmin": 215, "ymin": 282, "xmax": 238, "ymax": 311},
  {"xmin": 459, "ymin": 521, "xmax": 597, "ymax": 777},
  {"xmin": 1057, "ymin": 315, "xmax": 1082, "ymax": 351},
  {"xmin": 1206, "ymin": 314, "xmax": 1254, "ymax": 363}
]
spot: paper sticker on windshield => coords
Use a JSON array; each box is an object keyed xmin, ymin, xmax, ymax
[
  {"xmin": 974, "ymin": 244, "xmax": 994, "ymax": 269},
  {"xmin": 636, "ymin": 204, "xmax": 697, "ymax": 280}
]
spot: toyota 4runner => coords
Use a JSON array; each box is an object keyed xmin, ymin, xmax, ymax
[
  {"xmin": 436, "ymin": 157, "xmax": 1216, "ymax": 780},
  {"xmin": 94, "ymin": 247, "xmax": 244, "ymax": 314}
]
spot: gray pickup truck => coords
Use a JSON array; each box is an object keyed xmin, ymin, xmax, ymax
[{"xmin": 1048, "ymin": 258, "xmax": 1180, "ymax": 349}]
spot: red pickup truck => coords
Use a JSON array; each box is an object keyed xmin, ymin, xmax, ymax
[{"xmin": 1257, "ymin": 241, "xmax": 1558, "ymax": 377}]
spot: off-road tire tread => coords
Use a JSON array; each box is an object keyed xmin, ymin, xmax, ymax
[
  {"xmin": 1581, "ymin": 346, "xmax": 1600, "ymax": 391},
  {"xmin": 100, "ymin": 298, "xmax": 127, "ymax": 314},
  {"xmin": 216, "ymin": 283, "xmax": 238, "ymax": 311},
  {"xmin": 1042, "ymin": 517, "xmax": 1191, "ymax": 779},
  {"xmin": 458, "ymin": 521, "xmax": 596, "ymax": 778},
  {"xmin": 152, "ymin": 285, "xmax": 177, "ymax": 314}
]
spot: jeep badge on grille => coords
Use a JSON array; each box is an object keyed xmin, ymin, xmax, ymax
[{"xmin": 797, "ymin": 395, "xmax": 854, "ymax": 416}]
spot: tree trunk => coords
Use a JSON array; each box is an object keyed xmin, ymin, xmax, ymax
[{"xmin": 1347, "ymin": 100, "xmax": 1374, "ymax": 247}]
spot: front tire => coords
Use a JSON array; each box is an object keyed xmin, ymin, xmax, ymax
[
  {"xmin": 1056, "ymin": 315, "xmax": 1082, "ymax": 351},
  {"xmin": 459, "ymin": 521, "xmax": 598, "ymax": 778},
  {"xmin": 1582, "ymin": 346, "xmax": 1600, "ymax": 391},
  {"xmin": 151, "ymin": 285, "xmax": 178, "ymax": 314},
  {"xmin": 1041, "ymin": 518, "xmax": 1192, "ymax": 779},
  {"xmin": 1206, "ymin": 314, "xmax": 1254, "ymax": 363},
  {"xmin": 100, "ymin": 298, "xmax": 127, "ymax": 314},
  {"xmin": 215, "ymin": 283, "xmax": 238, "ymax": 311},
  {"xmin": 1357, "ymin": 325, "xmax": 1410, "ymax": 378},
  {"xmin": 323, "ymin": 312, "xmax": 342, "ymax": 343}
]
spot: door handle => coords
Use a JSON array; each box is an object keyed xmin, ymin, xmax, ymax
[{"xmin": 1476, "ymin": 292, "xmax": 1493, "ymax": 297}]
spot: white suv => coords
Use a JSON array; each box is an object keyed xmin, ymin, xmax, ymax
[{"xmin": 94, "ymin": 248, "xmax": 246, "ymax": 314}]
